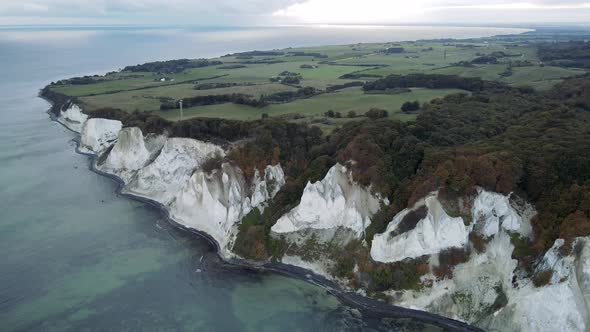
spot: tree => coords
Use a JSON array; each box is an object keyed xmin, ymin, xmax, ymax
[
  {"xmin": 261, "ymin": 113, "xmax": 269, "ymax": 119},
  {"xmin": 365, "ymin": 108, "xmax": 389, "ymax": 119},
  {"xmin": 347, "ymin": 111, "xmax": 357, "ymax": 118},
  {"xmin": 325, "ymin": 110, "xmax": 335, "ymax": 118},
  {"xmin": 401, "ymin": 101, "xmax": 421, "ymax": 113}
]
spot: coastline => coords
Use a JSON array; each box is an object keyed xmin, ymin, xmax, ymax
[{"xmin": 44, "ymin": 94, "xmax": 483, "ymax": 332}]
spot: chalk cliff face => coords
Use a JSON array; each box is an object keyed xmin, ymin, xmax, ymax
[
  {"xmin": 369, "ymin": 190, "xmax": 590, "ymax": 332},
  {"xmin": 64, "ymin": 108, "xmax": 590, "ymax": 331},
  {"xmin": 57, "ymin": 103, "xmax": 87, "ymax": 133},
  {"xmin": 371, "ymin": 193, "xmax": 468, "ymax": 263},
  {"xmin": 472, "ymin": 190, "xmax": 533, "ymax": 238},
  {"xmin": 79, "ymin": 118, "xmax": 122, "ymax": 154},
  {"xmin": 272, "ymin": 164, "xmax": 383, "ymax": 237},
  {"xmin": 170, "ymin": 163, "xmax": 279, "ymax": 255},
  {"xmin": 102, "ymin": 127, "xmax": 152, "ymax": 182},
  {"xmin": 371, "ymin": 189, "xmax": 533, "ymax": 264},
  {"xmin": 251, "ymin": 165, "xmax": 286, "ymax": 210},
  {"xmin": 481, "ymin": 238, "xmax": 590, "ymax": 332},
  {"xmin": 74, "ymin": 115, "xmax": 284, "ymax": 256},
  {"xmin": 127, "ymin": 137, "xmax": 225, "ymax": 205}
]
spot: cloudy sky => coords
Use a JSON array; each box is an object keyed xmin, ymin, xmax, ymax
[{"xmin": 1, "ymin": 0, "xmax": 589, "ymax": 25}]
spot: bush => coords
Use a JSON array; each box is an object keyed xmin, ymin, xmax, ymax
[
  {"xmin": 532, "ymin": 269, "xmax": 554, "ymax": 287},
  {"xmin": 433, "ymin": 248, "xmax": 471, "ymax": 280},
  {"xmin": 201, "ymin": 153, "xmax": 224, "ymax": 174},
  {"xmin": 469, "ymin": 232, "xmax": 487, "ymax": 253},
  {"xmin": 401, "ymin": 101, "xmax": 421, "ymax": 113},
  {"xmin": 365, "ymin": 108, "xmax": 389, "ymax": 119}
]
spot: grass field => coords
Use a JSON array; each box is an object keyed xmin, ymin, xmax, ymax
[
  {"xmin": 47, "ymin": 38, "xmax": 589, "ymax": 133},
  {"xmin": 79, "ymin": 83, "xmax": 298, "ymax": 112},
  {"xmin": 157, "ymin": 87, "xmax": 465, "ymax": 122}
]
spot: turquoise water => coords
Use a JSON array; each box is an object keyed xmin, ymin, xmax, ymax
[{"xmin": 0, "ymin": 25, "xmax": 524, "ymax": 331}]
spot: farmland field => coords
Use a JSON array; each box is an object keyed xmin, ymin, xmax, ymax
[{"xmin": 46, "ymin": 36, "xmax": 589, "ymax": 133}]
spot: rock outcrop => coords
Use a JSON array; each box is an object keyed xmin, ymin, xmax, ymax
[
  {"xmin": 72, "ymin": 112, "xmax": 284, "ymax": 256},
  {"xmin": 126, "ymin": 137, "xmax": 224, "ymax": 204},
  {"xmin": 371, "ymin": 193, "xmax": 468, "ymax": 263},
  {"xmin": 272, "ymin": 164, "xmax": 383, "ymax": 237},
  {"xmin": 79, "ymin": 118, "xmax": 122, "ymax": 154},
  {"xmin": 368, "ymin": 189, "xmax": 590, "ymax": 331},
  {"xmin": 56, "ymin": 103, "xmax": 87, "ymax": 133}
]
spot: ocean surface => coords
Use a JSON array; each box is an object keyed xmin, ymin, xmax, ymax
[{"xmin": 0, "ymin": 25, "xmax": 527, "ymax": 331}]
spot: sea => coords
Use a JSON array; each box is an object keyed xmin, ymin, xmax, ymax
[{"xmin": 0, "ymin": 25, "xmax": 528, "ymax": 331}]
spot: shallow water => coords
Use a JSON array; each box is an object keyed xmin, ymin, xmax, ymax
[{"xmin": 0, "ymin": 25, "xmax": 525, "ymax": 331}]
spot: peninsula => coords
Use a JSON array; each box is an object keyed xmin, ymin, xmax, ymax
[{"xmin": 43, "ymin": 29, "xmax": 590, "ymax": 331}]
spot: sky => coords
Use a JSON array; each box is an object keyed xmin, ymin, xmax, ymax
[{"xmin": 0, "ymin": 0, "xmax": 589, "ymax": 26}]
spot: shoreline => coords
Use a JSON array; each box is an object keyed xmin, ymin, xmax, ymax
[{"xmin": 44, "ymin": 95, "xmax": 482, "ymax": 331}]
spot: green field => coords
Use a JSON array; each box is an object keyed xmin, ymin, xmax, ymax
[
  {"xmin": 47, "ymin": 37, "xmax": 589, "ymax": 133},
  {"xmin": 159, "ymin": 87, "xmax": 465, "ymax": 122}
]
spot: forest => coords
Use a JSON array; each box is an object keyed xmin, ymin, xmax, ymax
[
  {"xmin": 76, "ymin": 74, "xmax": 590, "ymax": 276},
  {"xmin": 122, "ymin": 59, "xmax": 222, "ymax": 74},
  {"xmin": 363, "ymin": 73, "xmax": 506, "ymax": 92},
  {"xmin": 538, "ymin": 41, "xmax": 590, "ymax": 68}
]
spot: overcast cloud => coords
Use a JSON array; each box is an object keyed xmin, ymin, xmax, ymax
[{"xmin": 0, "ymin": 0, "xmax": 589, "ymax": 25}]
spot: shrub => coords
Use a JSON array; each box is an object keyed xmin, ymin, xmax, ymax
[
  {"xmin": 469, "ymin": 232, "xmax": 487, "ymax": 253},
  {"xmin": 389, "ymin": 205, "xmax": 428, "ymax": 238},
  {"xmin": 365, "ymin": 108, "xmax": 389, "ymax": 119},
  {"xmin": 401, "ymin": 101, "xmax": 420, "ymax": 113},
  {"xmin": 201, "ymin": 153, "xmax": 224, "ymax": 174},
  {"xmin": 532, "ymin": 269, "xmax": 554, "ymax": 287},
  {"xmin": 433, "ymin": 248, "xmax": 471, "ymax": 280}
]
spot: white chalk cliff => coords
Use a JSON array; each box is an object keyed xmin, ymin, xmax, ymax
[
  {"xmin": 69, "ymin": 110, "xmax": 284, "ymax": 257},
  {"xmin": 272, "ymin": 163, "xmax": 383, "ymax": 237},
  {"xmin": 60, "ymin": 105, "xmax": 590, "ymax": 332},
  {"xmin": 473, "ymin": 189, "xmax": 534, "ymax": 238},
  {"xmin": 371, "ymin": 189, "xmax": 533, "ymax": 264},
  {"xmin": 57, "ymin": 103, "xmax": 88, "ymax": 133},
  {"xmin": 370, "ymin": 190, "xmax": 590, "ymax": 332},
  {"xmin": 371, "ymin": 193, "xmax": 468, "ymax": 263},
  {"xmin": 79, "ymin": 118, "xmax": 122, "ymax": 154}
]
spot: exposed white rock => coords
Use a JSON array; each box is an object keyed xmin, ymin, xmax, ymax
[
  {"xmin": 106, "ymin": 128, "xmax": 150, "ymax": 169},
  {"xmin": 494, "ymin": 281, "xmax": 587, "ymax": 332},
  {"xmin": 93, "ymin": 132, "xmax": 286, "ymax": 256},
  {"xmin": 169, "ymin": 162, "xmax": 285, "ymax": 256},
  {"xmin": 371, "ymin": 189, "xmax": 535, "ymax": 264},
  {"xmin": 272, "ymin": 164, "xmax": 382, "ymax": 237},
  {"xmin": 391, "ymin": 231, "xmax": 515, "ymax": 322},
  {"xmin": 79, "ymin": 118, "xmax": 122, "ymax": 154},
  {"xmin": 367, "ymin": 188, "xmax": 590, "ymax": 331},
  {"xmin": 127, "ymin": 137, "xmax": 224, "ymax": 205},
  {"xmin": 371, "ymin": 193, "xmax": 468, "ymax": 263},
  {"xmin": 484, "ymin": 237, "xmax": 590, "ymax": 332},
  {"xmin": 391, "ymin": 227, "xmax": 590, "ymax": 332},
  {"xmin": 144, "ymin": 134, "xmax": 167, "ymax": 159},
  {"xmin": 537, "ymin": 239, "xmax": 572, "ymax": 284},
  {"xmin": 57, "ymin": 103, "xmax": 87, "ymax": 133},
  {"xmin": 472, "ymin": 189, "xmax": 533, "ymax": 238},
  {"xmin": 170, "ymin": 163, "xmax": 252, "ymax": 255},
  {"xmin": 250, "ymin": 165, "xmax": 286, "ymax": 209}
]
